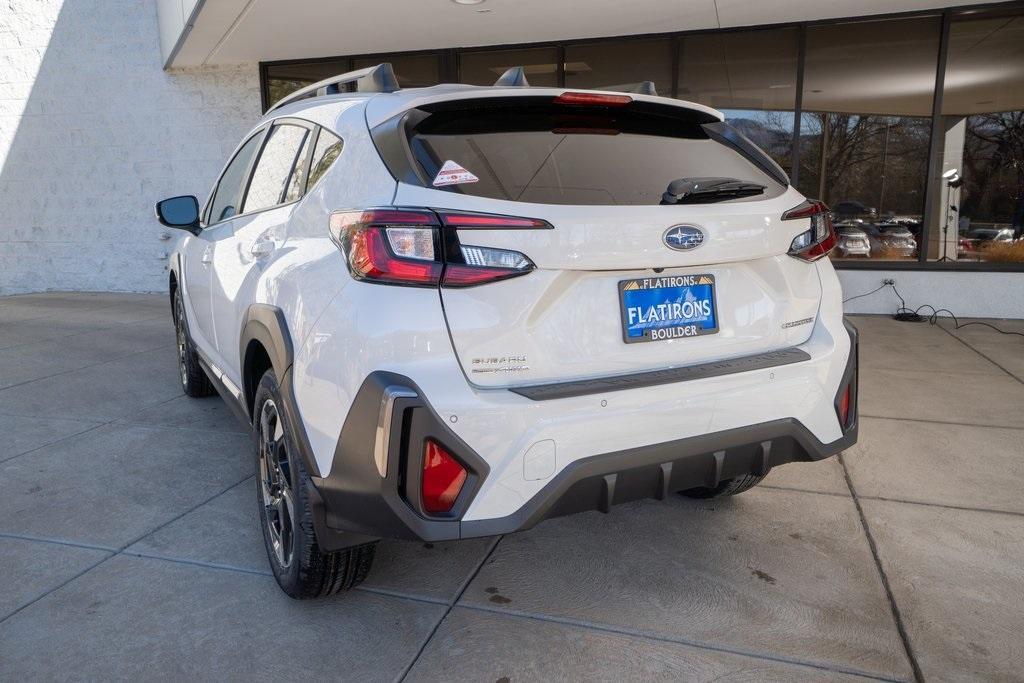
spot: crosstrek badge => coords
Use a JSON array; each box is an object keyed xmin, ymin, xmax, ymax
[{"xmin": 432, "ymin": 160, "xmax": 479, "ymax": 187}]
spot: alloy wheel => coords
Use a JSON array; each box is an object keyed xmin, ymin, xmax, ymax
[
  {"xmin": 258, "ymin": 399, "xmax": 295, "ymax": 569},
  {"xmin": 175, "ymin": 313, "xmax": 188, "ymax": 389}
]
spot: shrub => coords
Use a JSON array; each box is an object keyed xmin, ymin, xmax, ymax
[{"xmin": 981, "ymin": 240, "xmax": 1024, "ymax": 262}]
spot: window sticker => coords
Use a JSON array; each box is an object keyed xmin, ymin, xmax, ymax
[{"xmin": 432, "ymin": 160, "xmax": 479, "ymax": 187}]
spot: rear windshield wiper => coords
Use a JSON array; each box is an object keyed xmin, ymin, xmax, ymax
[{"xmin": 661, "ymin": 177, "xmax": 766, "ymax": 205}]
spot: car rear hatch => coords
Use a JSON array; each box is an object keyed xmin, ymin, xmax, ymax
[{"xmin": 369, "ymin": 91, "xmax": 828, "ymax": 389}]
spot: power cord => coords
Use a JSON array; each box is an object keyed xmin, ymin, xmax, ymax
[
  {"xmin": 896, "ymin": 302, "xmax": 1024, "ymax": 337},
  {"xmin": 842, "ymin": 282, "xmax": 1024, "ymax": 338},
  {"xmin": 841, "ymin": 283, "xmax": 891, "ymax": 305}
]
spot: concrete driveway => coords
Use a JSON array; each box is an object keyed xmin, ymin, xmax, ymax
[{"xmin": 1, "ymin": 292, "xmax": 1022, "ymax": 681}]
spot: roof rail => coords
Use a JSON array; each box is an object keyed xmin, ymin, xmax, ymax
[
  {"xmin": 494, "ymin": 66, "xmax": 529, "ymax": 87},
  {"xmin": 268, "ymin": 63, "xmax": 399, "ymax": 112},
  {"xmin": 599, "ymin": 81, "xmax": 658, "ymax": 96}
]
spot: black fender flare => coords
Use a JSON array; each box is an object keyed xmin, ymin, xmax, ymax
[
  {"xmin": 238, "ymin": 304, "xmax": 324, "ymax": 478},
  {"xmin": 238, "ymin": 303, "xmax": 367, "ymax": 547},
  {"xmin": 168, "ymin": 252, "xmax": 182, "ymax": 313},
  {"xmin": 239, "ymin": 303, "xmax": 294, "ymax": 396}
]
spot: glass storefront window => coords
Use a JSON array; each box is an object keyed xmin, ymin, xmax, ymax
[
  {"xmin": 800, "ymin": 16, "xmax": 940, "ymax": 261},
  {"xmin": 459, "ymin": 47, "xmax": 559, "ymax": 87},
  {"xmin": 265, "ymin": 54, "xmax": 441, "ymax": 109},
  {"xmin": 930, "ymin": 12, "xmax": 1024, "ymax": 263},
  {"xmin": 677, "ymin": 28, "xmax": 799, "ymax": 172},
  {"xmin": 259, "ymin": 6, "xmax": 1024, "ymax": 272},
  {"xmin": 565, "ymin": 39, "xmax": 672, "ymax": 96},
  {"xmin": 265, "ymin": 59, "xmax": 349, "ymax": 109},
  {"xmin": 352, "ymin": 53, "xmax": 441, "ymax": 89}
]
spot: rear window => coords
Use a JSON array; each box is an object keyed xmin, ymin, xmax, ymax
[{"xmin": 398, "ymin": 98, "xmax": 787, "ymax": 206}]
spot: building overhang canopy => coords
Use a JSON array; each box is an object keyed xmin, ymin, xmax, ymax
[{"xmin": 160, "ymin": 0, "xmax": 992, "ymax": 69}]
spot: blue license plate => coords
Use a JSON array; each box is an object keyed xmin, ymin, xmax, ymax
[{"xmin": 619, "ymin": 274, "xmax": 719, "ymax": 344}]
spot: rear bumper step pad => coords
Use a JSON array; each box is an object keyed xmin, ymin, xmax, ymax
[{"xmin": 509, "ymin": 347, "xmax": 811, "ymax": 401}]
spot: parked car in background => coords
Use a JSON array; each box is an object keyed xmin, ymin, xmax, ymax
[
  {"xmin": 958, "ymin": 227, "xmax": 1014, "ymax": 257},
  {"xmin": 885, "ymin": 215, "xmax": 923, "ymax": 239},
  {"xmin": 865, "ymin": 223, "xmax": 917, "ymax": 258},
  {"xmin": 832, "ymin": 200, "xmax": 877, "ymax": 221},
  {"xmin": 833, "ymin": 222, "xmax": 872, "ymax": 258}
]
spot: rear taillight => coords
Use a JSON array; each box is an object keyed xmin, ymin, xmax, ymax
[
  {"xmin": 329, "ymin": 209, "xmax": 442, "ymax": 286},
  {"xmin": 437, "ymin": 211, "xmax": 551, "ymax": 230},
  {"xmin": 330, "ymin": 208, "xmax": 544, "ymax": 287},
  {"xmin": 422, "ymin": 440, "xmax": 467, "ymax": 514},
  {"xmin": 782, "ymin": 200, "xmax": 836, "ymax": 261}
]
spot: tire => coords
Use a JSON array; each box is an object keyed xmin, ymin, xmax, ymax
[
  {"xmin": 173, "ymin": 288, "xmax": 216, "ymax": 398},
  {"xmin": 679, "ymin": 472, "xmax": 767, "ymax": 499},
  {"xmin": 253, "ymin": 369, "xmax": 377, "ymax": 599}
]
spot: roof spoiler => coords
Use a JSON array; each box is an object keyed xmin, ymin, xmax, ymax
[
  {"xmin": 491, "ymin": 69, "xmax": 657, "ymax": 95},
  {"xmin": 598, "ymin": 81, "xmax": 658, "ymax": 96},
  {"xmin": 494, "ymin": 66, "xmax": 529, "ymax": 87},
  {"xmin": 268, "ymin": 63, "xmax": 399, "ymax": 112}
]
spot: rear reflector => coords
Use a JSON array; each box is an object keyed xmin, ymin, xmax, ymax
[
  {"xmin": 837, "ymin": 384, "xmax": 851, "ymax": 427},
  {"xmin": 422, "ymin": 440, "xmax": 467, "ymax": 514},
  {"xmin": 782, "ymin": 200, "xmax": 836, "ymax": 262},
  {"xmin": 554, "ymin": 92, "xmax": 632, "ymax": 107}
]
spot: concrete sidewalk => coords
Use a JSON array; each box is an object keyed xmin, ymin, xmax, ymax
[{"xmin": 1, "ymin": 293, "xmax": 1022, "ymax": 681}]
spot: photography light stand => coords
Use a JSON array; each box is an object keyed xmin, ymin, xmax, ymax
[{"xmin": 937, "ymin": 169, "xmax": 963, "ymax": 262}]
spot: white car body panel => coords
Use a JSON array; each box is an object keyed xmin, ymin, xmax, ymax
[{"xmin": 395, "ymin": 183, "xmax": 819, "ymax": 388}]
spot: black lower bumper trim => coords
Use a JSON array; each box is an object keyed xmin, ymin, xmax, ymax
[
  {"xmin": 461, "ymin": 417, "xmax": 854, "ymax": 538},
  {"xmin": 312, "ymin": 372, "xmax": 490, "ymax": 546},
  {"xmin": 510, "ymin": 347, "xmax": 812, "ymax": 401}
]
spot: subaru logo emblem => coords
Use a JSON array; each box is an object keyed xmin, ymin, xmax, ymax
[{"xmin": 663, "ymin": 225, "xmax": 705, "ymax": 251}]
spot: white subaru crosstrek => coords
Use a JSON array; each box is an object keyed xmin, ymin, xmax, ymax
[{"xmin": 157, "ymin": 64, "xmax": 857, "ymax": 599}]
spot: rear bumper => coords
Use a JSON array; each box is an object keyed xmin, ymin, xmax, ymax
[
  {"xmin": 309, "ymin": 320, "xmax": 858, "ymax": 547},
  {"xmin": 463, "ymin": 416, "xmax": 855, "ymax": 538}
]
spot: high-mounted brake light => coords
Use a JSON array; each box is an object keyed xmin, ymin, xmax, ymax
[
  {"xmin": 554, "ymin": 92, "xmax": 632, "ymax": 107},
  {"xmin": 329, "ymin": 208, "xmax": 541, "ymax": 287},
  {"xmin": 782, "ymin": 200, "xmax": 836, "ymax": 262},
  {"xmin": 422, "ymin": 440, "xmax": 467, "ymax": 514}
]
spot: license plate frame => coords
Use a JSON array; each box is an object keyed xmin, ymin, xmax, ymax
[{"xmin": 618, "ymin": 274, "xmax": 719, "ymax": 344}]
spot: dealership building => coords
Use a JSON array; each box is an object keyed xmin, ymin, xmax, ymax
[{"xmin": 1, "ymin": 0, "xmax": 1022, "ymax": 317}]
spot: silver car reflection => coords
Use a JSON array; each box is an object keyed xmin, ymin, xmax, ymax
[
  {"xmin": 833, "ymin": 223, "xmax": 872, "ymax": 257},
  {"xmin": 872, "ymin": 223, "xmax": 918, "ymax": 258}
]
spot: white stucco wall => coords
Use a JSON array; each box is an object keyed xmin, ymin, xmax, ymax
[
  {"xmin": 838, "ymin": 269, "xmax": 1024, "ymax": 319},
  {"xmin": 0, "ymin": 0, "xmax": 259, "ymax": 295}
]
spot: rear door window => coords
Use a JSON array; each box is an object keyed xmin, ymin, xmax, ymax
[{"xmin": 401, "ymin": 98, "xmax": 787, "ymax": 206}]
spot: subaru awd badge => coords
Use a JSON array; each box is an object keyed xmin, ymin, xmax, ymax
[{"xmin": 663, "ymin": 225, "xmax": 705, "ymax": 251}]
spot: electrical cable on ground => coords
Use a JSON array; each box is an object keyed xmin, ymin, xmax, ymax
[{"xmin": 842, "ymin": 282, "xmax": 1024, "ymax": 338}]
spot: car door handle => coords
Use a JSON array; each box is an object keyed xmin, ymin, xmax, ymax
[
  {"xmin": 200, "ymin": 247, "xmax": 213, "ymax": 265},
  {"xmin": 250, "ymin": 239, "xmax": 275, "ymax": 259}
]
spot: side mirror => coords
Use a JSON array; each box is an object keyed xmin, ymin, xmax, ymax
[{"xmin": 156, "ymin": 195, "xmax": 200, "ymax": 233}]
